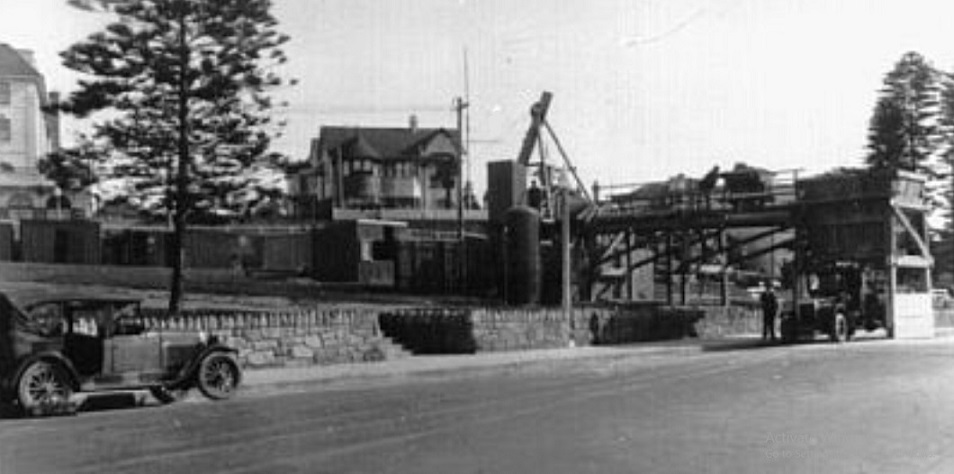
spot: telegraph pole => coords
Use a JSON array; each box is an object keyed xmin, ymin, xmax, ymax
[
  {"xmin": 455, "ymin": 97, "xmax": 468, "ymax": 240},
  {"xmin": 455, "ymin": 96, "xmax": 469, "ymax": 292}
]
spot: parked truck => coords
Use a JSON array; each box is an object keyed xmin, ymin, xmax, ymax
[
  {"xmin": 779, "ymin": 168, "xmax": 930, "ymax": 343},
  {"xmin": 780, "ymin": 260, "xmax": 888, "ymax": 343}
]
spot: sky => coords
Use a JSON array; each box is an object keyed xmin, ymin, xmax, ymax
[{"xmin": 3, "ymin": 0, "xmax": 954, "ymax": 196}]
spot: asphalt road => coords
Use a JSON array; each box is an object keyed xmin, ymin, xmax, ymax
[{"xmin": 4, "ymin": 337, "xmax": 954, "ymax": 474}]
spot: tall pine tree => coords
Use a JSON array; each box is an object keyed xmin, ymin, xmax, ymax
[
  {"xmin": 936, "ymin": 69, "xmax": 954, "ymax": 284},
  {"xmin": 866, "ymin": 98, "xmax": 908, "ymax": 170},
  {"xmin": 56, "ymin": 0, "xmax": 291, "ymax": 314},
  {"xmin": 866, "ymin": 52, "xmax": 943, "ymax": 179}
]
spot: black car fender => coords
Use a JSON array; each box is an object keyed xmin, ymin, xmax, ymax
[
  {"xmin": 170, "ymin": 344, "xmax": 240, "ymax": 388},
  {"xmin": 4, "ymin": 351, "xmax": 82, "ymax": 399}
]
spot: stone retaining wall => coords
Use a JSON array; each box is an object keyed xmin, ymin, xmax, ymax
[
  {"xmin": 380, "ymin": 305, "xmax": 706, "ymax": 353},
  {"xmin": 131, "ymin": 302, "xmax": 764, "ymax": 367},
  {"xmin": 691, "ymin": 304, "xmax": 762, "ymax": 338},
  {"xmin": 587, "ymin": 304, "xmax": 705, "ymax": 344},
  {"xmin": 137, "ymin": 309, "xmax": 400, "ymax": 369}
]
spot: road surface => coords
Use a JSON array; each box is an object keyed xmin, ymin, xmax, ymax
[{"xmin": 3, "ymin": 337, "xmax": 954, "ymax": 473}]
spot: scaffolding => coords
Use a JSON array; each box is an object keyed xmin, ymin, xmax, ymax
[{"xmin": 581, "ymin": 168, "xmax": 933, "ymax": 339}]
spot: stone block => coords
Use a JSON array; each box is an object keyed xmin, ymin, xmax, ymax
[
  {"xmin": 291, "ymin": 346, "xmax": 314, "ymax": 359},
  {"xmin": 304, "ymin": 335, "xmax": 323, "ymax": 348},
  {"xmin": 312, "ymin": 348, "xmax": 336, "ymax": 364},
  {"xmin": 252, "ymin": 340, "xmax": 279, "ymax": 351},
  {"xmin": 224, "ymin": 336, "xmax": 248, "ymax": 350},
  {"xmin": 246, "ymin": 351, "xmax": 276, "ymax": 367}
]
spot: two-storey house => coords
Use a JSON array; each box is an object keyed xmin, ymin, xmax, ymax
[{"xmin": 292, "ymin": 119, "xmax": 462, "ymax": 217}]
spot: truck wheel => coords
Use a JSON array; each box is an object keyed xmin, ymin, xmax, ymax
[
  {"xmin": 830, "ymin": 313, "xmax": 848, "ymax": 343},
  {"xmin": 196, "ymin": 353, "xmax": 241, "ymax": 400}
]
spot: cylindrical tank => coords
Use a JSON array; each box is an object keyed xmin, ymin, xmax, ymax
[{"xmin": 504, "ymin": 205, "xmax": 541, "ymax": 305}]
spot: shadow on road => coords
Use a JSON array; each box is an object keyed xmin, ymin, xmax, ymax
[
  {"xmin": 81, "ymin": 392, "xmax": 150, "ymax": 413},
  {"xmin": 700, "ymin": 337, "xmax": 833, "ymax": 352},
  {"xmin": 0, "ymin": 392, "xmax": 155, "ymax": 420}
]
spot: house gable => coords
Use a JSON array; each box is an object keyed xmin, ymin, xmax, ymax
[{"xmin": 417, "ymin": 131, "xmax": 458, "ymax": 159}]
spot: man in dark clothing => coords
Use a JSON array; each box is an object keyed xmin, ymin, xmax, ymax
[
  {"xmin": 527, "ymin": 180, "xmax": 544, "ymax": 211},
  {"xmin": 760, "ymin": 283, "xmax": 778, "ymax": 341}
]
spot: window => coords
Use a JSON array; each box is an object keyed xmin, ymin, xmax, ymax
[
  {"xmin": 897, "ymin": 268, "xmax": 928, "ymax": 294},
  {"xmin": 0, "ymin": 82, "xmax": 9, "ymax": 104},
  {"xmin": 0, "ymin": 115, "xmax": 10, "ymax": 142},
  {"xmin": 8, "ymin": 193, "xmax": 32, "ymax": 209},
  {"xmin": 112, "ymin": 302, "xmax": 147, "ymax": 336}
]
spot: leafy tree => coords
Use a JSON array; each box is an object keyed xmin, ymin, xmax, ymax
[
  {"xmin": 37, "ymin": 140, "xmax": 100, "ymax": 192},
  {"xmin": 866, "ymin": 98, "xmax": 908, "ymax": 170},
  {"xmin": 937, "ymin": 70, "xmax": 954, "ymax": 282},
  {"xmin": 865, "ymin": 52, "xmax": 943, "ymax": 177},
  {"xmin": 56, "ymin": 0, "xmax": 291, "ymax": 314}
]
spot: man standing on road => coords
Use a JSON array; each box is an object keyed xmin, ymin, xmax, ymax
[{"xmin": 760, "ymin": 282, "xmax": 778, "ymax": 341}]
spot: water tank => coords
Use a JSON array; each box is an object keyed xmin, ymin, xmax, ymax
[{"xmin": 504, "ymin": 205, "xmax": 541, "ymax": 305}]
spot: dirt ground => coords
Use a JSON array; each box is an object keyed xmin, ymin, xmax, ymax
[{"xmin": 0, "ymin": 278, "xmax": 483, "ymax": 313}]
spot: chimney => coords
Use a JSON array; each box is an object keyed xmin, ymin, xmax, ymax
[
  {"xmin": 409, "ymin": 114, "xmax": 419, "ymax": 134},
  {"xmin": 16, "ymin": 49, "xmax": 35, "ymax": 67}
]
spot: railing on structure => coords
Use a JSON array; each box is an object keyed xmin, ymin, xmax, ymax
[{"xmin": 593, "ymin": 169, "xmax": 801, "ymax": 219}]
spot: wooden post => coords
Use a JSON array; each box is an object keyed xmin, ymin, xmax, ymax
[
  {"xmin": 680, "ymin": 231, "xmax": 688, "ymax": 306},
  {"xmin": 666, "ymin": 233, "xmax": 674, "ymax": 306},
  {"xmin": 561, "ymin": 188, "xmax": 573, "ymax": 339},
  {"xmin": 886, "ymin": 208, "xmax": 897, "ymax": 339},
  {"xmin": 625, "ymin": 229, "xmax": 633, "ymax": 301},
  {"xmin": 582, "ymin": 232, "xmax": 595, "ymax": 302},
  {"xmin": 719, "ymin": 228, "xmax": 728, "ymax": 307},
  {"xmin": 793, "ymin": 229, "xmax": 802, "ymax": 333}
]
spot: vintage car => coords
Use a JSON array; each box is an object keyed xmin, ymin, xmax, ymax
[{"xmin": 0, "ymin": 290, "xmax": 241, "ymax": 415}]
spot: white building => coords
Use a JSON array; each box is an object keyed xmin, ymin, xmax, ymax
[{"xmin": 0, "ymin": 43, "xmax": 63, "ymax": 222}]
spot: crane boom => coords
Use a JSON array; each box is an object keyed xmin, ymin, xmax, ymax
[{"xmin": 516, "ymin": 91, "xmax": 553, "ymax": 166}]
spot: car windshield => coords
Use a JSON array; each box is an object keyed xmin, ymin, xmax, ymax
[
  {"xmin": 27, "ymin": 302, "xmax": 65, "ymax": 337},
  {"xmin": 18, "ymin": 298, "xmax": 143, "ymax": 337}
]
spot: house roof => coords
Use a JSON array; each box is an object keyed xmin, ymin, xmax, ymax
[
  {"xmin": 0, "ymin": 43, "xmax": 41, "ymax": 78},
  {"xmin": 314, "ymin": 126, "xmax": 461, "ymax": 162},
  {"xmin": 342, "ymin": 134, "xmax": 382, "ymax": 159},
  {"xmin": 0, "ymin": 44, "xmax": 49, "ymax": 108}
]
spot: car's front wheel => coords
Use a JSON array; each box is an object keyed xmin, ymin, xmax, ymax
[
  {"xmin": 17, "ymin": 361, "xmax": 73, "ymax": 415},
  {"xmin": 196, "ymin": 353, "xmax": 241, "ymax": 400}
]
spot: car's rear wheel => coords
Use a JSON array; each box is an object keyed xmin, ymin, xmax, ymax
[
  {"xmin": 17, "ymin": 361, "xmax": 73, "ymax": 414},
  {"xmin": 149, "ymin": 385, "xmax": 189, "ymax": 404},
  {"xmin": 196, "ymin": 354, "xmax": 241, "ymax": 400}
]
